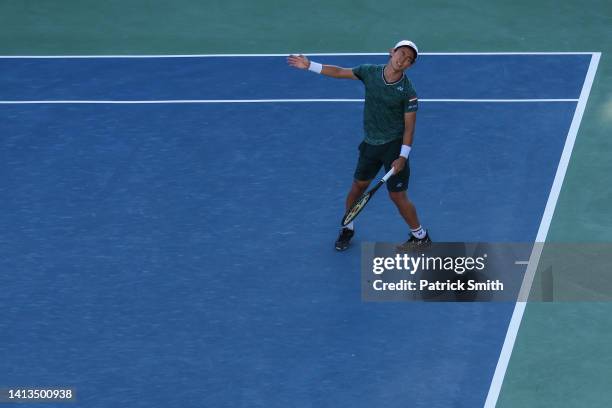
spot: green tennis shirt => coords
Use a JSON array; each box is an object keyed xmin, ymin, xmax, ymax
[{"xmin": 352, "ymin": 64, "xmax": 418, "ymax": 145}]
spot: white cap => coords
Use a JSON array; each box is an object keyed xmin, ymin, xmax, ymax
[{"xmin": 393, "ymin": 40, "xmax": 419, "ymax": 61}]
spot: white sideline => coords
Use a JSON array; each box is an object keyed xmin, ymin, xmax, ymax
[{"xmin": 483, "ymin": 52, "xmax": 601, "ymax": 407}]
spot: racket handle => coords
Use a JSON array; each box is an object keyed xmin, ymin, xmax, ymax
[{"xmin": 381, "ymin": 167, "xmax": 396, "ymax": 182}]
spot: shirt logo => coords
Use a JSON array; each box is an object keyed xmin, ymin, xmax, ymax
[{"xmin": 397, "ymin": 86, "xmax": 404, "ymax": 91}]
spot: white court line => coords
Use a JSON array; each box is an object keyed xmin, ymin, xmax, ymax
[
  {"xmin": 483, "ymin": 52, "xmax": 601, "ymax": 407},
  {"xmin": 0, "ymin": 52, "xmax": 598, "ymax": 58},
  {"xmin": 0, "ymin": 99, "xmax": 578, "ymax": 104},
  {"xmin": 514, "ymin": 261, "xmax": 529, "ymax": 265},
  {"xmin": 409, "ymin": 99, "xmax": 578, "ymax": 103}
]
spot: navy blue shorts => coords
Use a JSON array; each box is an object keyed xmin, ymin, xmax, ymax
[{"xmin": 354, "ymin": 138, "xmax": 409, "ymax": 192}]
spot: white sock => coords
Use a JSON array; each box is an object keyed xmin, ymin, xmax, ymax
[
  {"xmin": 411, "ymin": 226, "xmax": 426, "ymax": 239},
  {"xmin": 345, "ymin": 221, "xmax": 354, "ymax": 230}
]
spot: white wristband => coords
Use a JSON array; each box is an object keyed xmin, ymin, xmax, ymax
[
  {"xmin": 308, "ymin": 61, "xmax": 323, "ymax": 74},
  {"xmin": 400, "ymin": 145, "xmax": 412, "ymax": 158}
]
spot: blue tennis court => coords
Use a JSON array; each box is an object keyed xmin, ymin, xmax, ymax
[{"xmin": 0, "ymin": 53, "xmax": 594, "ymax": 407}]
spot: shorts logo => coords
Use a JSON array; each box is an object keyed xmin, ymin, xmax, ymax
[{"xmin": 396, "ymin": 182, "xmax": 403, "ymax": 188}]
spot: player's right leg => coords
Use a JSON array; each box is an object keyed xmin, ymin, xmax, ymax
[
  {"xmin": 346, "ymin": 179, "xmax": 371, "ymax": 210},
  {"xmin": 335, "ymin": 179, "xmax": 371, "ymax": 251},
  {"xmin": 335, "ymin": 142, "xmax": 382, "ymax": 251}
]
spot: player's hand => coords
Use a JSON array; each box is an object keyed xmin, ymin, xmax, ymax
[
  {"xmin": 287, "ymin": 54, "xmax": 310, "ymax": 70},
  {"xmin": 391, "ymin": 157, "xmax": 406, "ymax": 173}
]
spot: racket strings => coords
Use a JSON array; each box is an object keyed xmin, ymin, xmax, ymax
[{"xmin": 343, "ymin": 194, "xmax": 370, "ymax": 225}]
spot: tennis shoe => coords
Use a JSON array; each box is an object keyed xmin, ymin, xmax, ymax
[
  {"xmin": 397, "ymin": 232, "xmax": 432, "ymax": 251},
  {"xmin": 335, "ymin": 228, "xmax": 355, "ymax": 251}
]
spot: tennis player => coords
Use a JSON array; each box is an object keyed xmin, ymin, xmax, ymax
[{"xmin": 287, "ymin": 40, "xmax": 431, "ymax": 251}]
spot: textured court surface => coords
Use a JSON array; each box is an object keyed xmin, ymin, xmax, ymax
[{"xmin": 0, "ymin": 53, "xmax": 596, "ymax": 407}]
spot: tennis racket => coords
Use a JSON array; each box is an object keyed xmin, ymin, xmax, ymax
[{"xmin": 341, "ymin": 167, "xmax": 396, "ymax": 227}]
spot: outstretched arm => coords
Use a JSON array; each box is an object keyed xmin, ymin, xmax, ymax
[{"xmin": 287, "ymin": 54, "xmax": 358, "ymax": 79}]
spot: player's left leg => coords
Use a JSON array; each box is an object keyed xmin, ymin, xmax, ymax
[
  {"xmin": 381, "ymin": 140, "xmax": 431, "ymax": 248},
  {"xmin": 388, "ymin": 191, "xmax": 420, "ymax": 229},
  {"xmin": 389, "ymin": 191, "xmax": 432, "ymax": 248}
]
